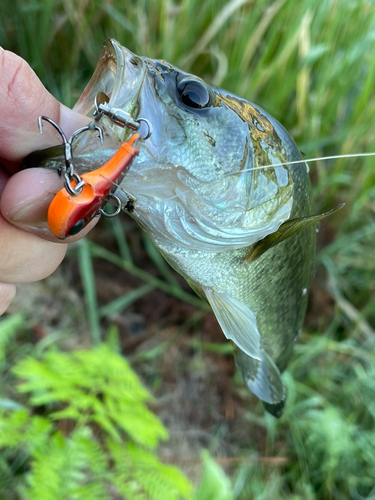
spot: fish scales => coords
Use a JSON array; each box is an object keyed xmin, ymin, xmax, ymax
[{"xmin": 27, "ymin": 40, "xmax": 319, "ymax": 416}]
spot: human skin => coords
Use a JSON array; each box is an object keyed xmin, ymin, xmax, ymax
[{"xmin": 0, "ymin": 48, "xmax": 97, "ymax": 315}]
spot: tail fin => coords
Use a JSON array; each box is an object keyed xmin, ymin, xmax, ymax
[
  {"xmin": 263, "ymin": 400, "xmax": 285, "ymax": 418},
  {"xmin": 235, "ymin": 347, "xmax": 286, "ymax": 418}
]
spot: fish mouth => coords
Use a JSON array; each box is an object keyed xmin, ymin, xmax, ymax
[
  {"xmin": 23, "ymin": 40, "xmax": 147, "ymax": 176},
  {"xmin": 73, "ymin": 39, "xmax": 147, "ymax": 145}
]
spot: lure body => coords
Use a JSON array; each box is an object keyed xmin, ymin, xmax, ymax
[{"xmin": 47, "ymin": 134, "xmax": 139, "ymax": 239}]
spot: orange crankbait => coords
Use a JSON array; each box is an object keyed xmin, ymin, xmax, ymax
[
  {"xmin": 37, "ymin": 100, "xmax": 151, "ymax": 240},
  {"xmin": 48, "ymin": 134, "xmax": 140, "ymax": 239}
]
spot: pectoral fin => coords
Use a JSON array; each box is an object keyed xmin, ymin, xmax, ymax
[
  {"xmin": 203, "ymin": 287, "xmax": 260, "ymax": 360},
  {"xmin": 235, "ymin": 346, "xmax": 286, "ymax": 415},
  {"xmin": 244, "ymin": 204, "xmax": 345, "ymax": 263}
]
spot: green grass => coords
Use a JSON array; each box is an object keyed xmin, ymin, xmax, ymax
[{"xmin": 1, "ymin": 0, "xmax": 375, "ymax": 498}]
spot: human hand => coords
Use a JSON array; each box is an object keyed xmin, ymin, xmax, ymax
[{"xmin": 0, "ymin": 48, "xmax": 98, "ymax": 315}]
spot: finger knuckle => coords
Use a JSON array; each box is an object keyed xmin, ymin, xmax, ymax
[{"xmin": 0, "ymin": 50, "xmax": 26, "ymax": 104}]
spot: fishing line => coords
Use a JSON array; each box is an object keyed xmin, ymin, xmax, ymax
[
  {"xmin": 160, "ymin": 152, "xmax": 375, "ymax": 202},
  {"xmin": 224, "ymin": 152, "xmax": 375, "ymax": 177},
  {"xmin": 104, "ymin": 151, "xmax": 375, "ymax": 204}
]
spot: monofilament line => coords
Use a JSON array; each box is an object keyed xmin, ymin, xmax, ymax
[
  {"xmin": 117, "ymin": 151, "xmax": 375, "ymax": 203},
  {"xmin": 233, "ymin": 152, "xmax": 375, "ymax": 176}
]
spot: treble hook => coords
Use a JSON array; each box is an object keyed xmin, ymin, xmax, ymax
[
  {"xmin": 38, "ymin": 115, "xmax": 71, "ymax": 169},
  {"xmin": 38, "ymin": 116, "xmax": 104, "ymax": 195}
]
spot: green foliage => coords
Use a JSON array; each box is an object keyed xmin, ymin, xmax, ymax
[
  {"xmin": 0, "ymin": 345, "xmax": 193, "ymax": 500},
  {"xmin": 195, "ymin": 451, "xmax": 233, "ymax": 500},
  {"xmin": 0, "ymin": 315, "xmax": 24, "ymax": 365},
  {"xmin": 77, "ymin": 239, "xmax": 101, "ymax": 345},
  {"xmin": 19, "ymin": 426, "xmax": 109, "ymax": 500},
  {"xmin": 283, "ymin": 337, "xmax": 375, "ymax": 499},
  {"xmin": 13, "ymin": 344, "xmax": 167, "ymax": 447},
  {"xmin": 1, "ymin": 0, "xmax": 375, "ymax": 499},
  {"xmin": 109, "ymin": 441, "xmax": 192, "ymax": 500}
]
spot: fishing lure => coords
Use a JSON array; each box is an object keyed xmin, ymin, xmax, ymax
[
  {"xmin": 47, "ymin": 133, "xmax": 140, "ymax": 239},
  {"xmin": 37, "ymin": 100, "xmax": 151, "ymax": 239}
]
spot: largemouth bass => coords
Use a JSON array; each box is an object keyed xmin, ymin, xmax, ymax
[{"xmin": 27, "ymin": 39, "xmax": 329, "ymax": 417}]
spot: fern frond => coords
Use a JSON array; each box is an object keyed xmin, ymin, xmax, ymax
[
  {"xmin": 0, "ymin": 409, "xmax": 51, "ymax": 449},
  {"xmin": 19, "ymin": 427, "xmax": 110, "ymax": 500},
  {"xmin": 5, "ymin": 345, "xmax": 195, "ymax": 500},
  {"xmin": 109, "ymin": 440, "xmax": 193, "ymax": 500},
  {"xmin": 13, "ymin": 345, "xmax": 168, "ymax": 447},
  {"xmin": 105, "ymin": 394, "xmax": 168, "ymax": 447}
]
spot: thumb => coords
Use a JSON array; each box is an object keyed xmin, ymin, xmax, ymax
[
  {"xmin": 0, "ymin": 48, "xmax": 98, "ymax": 242},
  {"xmin": 0, "ymin": 47, "xmax": 89, "ymax": 174}
]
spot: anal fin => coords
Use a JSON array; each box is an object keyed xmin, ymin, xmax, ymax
[{"xmin": 203, "ymin": 287, "xmax": 260, "ymax": 360}]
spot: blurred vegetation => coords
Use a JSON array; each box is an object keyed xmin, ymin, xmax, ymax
[
  {"xmin": 1, "ymin": 0, "xmax": 375, "ymax": 499},
  {"xmin": 0, "ymin": 317, "xmax": 191, "ymax": 500}
]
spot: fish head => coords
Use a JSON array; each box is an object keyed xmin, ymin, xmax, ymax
[{"xmin": 71, "ymin": 39, "xmax": 304, "ymax": 252}]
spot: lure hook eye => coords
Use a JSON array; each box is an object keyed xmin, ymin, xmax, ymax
[
  {"xmin": 136, "ymin": 118, "xmax": 152, "ymax": 140},
  {"xmin": 99, "ymin": 193, "xmax": 122, "ymax": 218}
]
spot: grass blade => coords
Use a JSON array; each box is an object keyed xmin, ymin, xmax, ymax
[
  {"xmin": 110, "ymin": 217, "xmax": 133, "ymax": 264},
  {"xmin": 77, "ymin": 239, "xmax": 101, "ymax": 345},
  {"xmin": 99, "ymin": 284, "xmax": 154, "ymax": 318},
  {"xmin": 88, "ymin": 242, "xmax": 210, "ymax": 312}
]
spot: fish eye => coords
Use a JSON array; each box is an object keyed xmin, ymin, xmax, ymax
[
  {"xmin": 177, "ymin": 79, "xmax": 211, "ymax": 109},
  {"xmin": 67, "ymin": 219, "xmax": 86, "ymax": 236}
]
